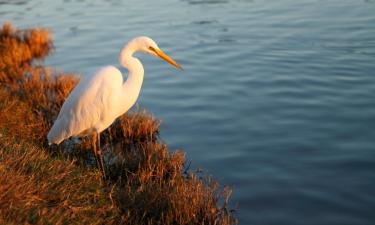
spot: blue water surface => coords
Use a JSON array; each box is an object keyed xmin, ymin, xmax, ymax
[{"xmin": 1, "ymin": 0, "xmax": 375, "ymax": 224}]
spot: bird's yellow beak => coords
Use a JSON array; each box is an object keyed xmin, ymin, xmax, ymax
[{"xmin": 149, "ymin": 46, "xmax": 182, "ymax": 70}]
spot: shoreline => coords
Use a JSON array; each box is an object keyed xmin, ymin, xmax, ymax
[{"xmin": 0, "ymin": 22, "xmax": 237, "ymax": 224}]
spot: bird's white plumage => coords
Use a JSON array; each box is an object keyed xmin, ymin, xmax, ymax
[
  {"xmin": 48, "ymin": 66, "xmax": 123, "ymax": 144},
  {"xmin": 47, "ymin": 36, "xmax": 180, "ymax": 146}
]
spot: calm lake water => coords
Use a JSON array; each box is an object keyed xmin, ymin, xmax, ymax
[{"xmin": 2, "ymin": 0, "xmax": 375, "ymax": 224}]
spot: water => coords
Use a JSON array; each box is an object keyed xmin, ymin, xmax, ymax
[{"xmin": 2, "ymin": 0, "xmax": 375, "ymax": 224}]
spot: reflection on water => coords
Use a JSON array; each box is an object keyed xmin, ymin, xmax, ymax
[{"xmin": 1, "ymin": 0, "xmax": 375, "ymax": 224}]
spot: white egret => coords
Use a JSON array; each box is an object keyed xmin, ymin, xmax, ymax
[{"xmin": 47, "ymin": 36, "xmax": 182, "ymax": 178}]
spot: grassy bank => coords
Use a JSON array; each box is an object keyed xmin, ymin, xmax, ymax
[{"xmin": 0, "ymin": 22, "xmax": 237, "ymax": 224}]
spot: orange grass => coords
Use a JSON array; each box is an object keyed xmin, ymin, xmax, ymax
[{"xmin": 0, "ymin": 22, "xmax": 237, "ymax": 224}]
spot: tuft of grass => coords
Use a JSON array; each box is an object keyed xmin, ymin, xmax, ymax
[
  {"xmin": 0, "ymin": 22, "xmax": 237, "ymax": 224},
  {"xmin": 0, "ymin": 136, "xmax": 115, "ymax": 225},
  {"xmin": 0, "ymin": 22, "xmax": 52, "ymax": 83}
]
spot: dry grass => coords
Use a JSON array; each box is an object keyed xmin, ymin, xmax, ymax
[
  {"xmin": 0, "ymin": 22, "xmax": 52, "ymax": 83},
  {"xmin": 0, "ymin": 22, "xmax": 237, "ymax": 224}
]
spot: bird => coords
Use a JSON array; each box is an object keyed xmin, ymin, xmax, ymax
[{"xmin": 47, "ymin": 36, "xmax": 182, "ymax": 178}]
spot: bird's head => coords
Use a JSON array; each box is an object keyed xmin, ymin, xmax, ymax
[{"xmin": 134, "ymin": 36, "xmax": 182, "ymax": 70}]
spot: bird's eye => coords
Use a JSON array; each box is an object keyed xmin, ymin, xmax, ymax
[{"xmin": 148, "ymin": 46, "xmax": 157, "ymax": 54}]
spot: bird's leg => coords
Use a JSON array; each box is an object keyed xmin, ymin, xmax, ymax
[
  {"xmin": 92, "ymin": 132, "xmax": 106, "ymax": 180},
  {"xmin": 92, "ymin": 133, "xmax": 99, "ymax": 166},
  {"xmin": 96, "ymin": 132, "xmax": 106, "ymax": 180}
]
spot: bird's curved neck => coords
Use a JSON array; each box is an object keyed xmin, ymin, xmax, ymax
[{"xmin": 118, "ymin": 42, "xmax": 144, "ymax": 113}]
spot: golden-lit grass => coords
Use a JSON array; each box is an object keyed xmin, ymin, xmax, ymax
[
  {"xmin": 0, "ymin": 135, "xmax": 115, "ymax": 224},
  {"xmin": 0, "ymin": 22, "xmax": 237, "ymax": 224},
  {"xmin": 0, "ymin": 22, "xmax": 52, "ymax": 83}
]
